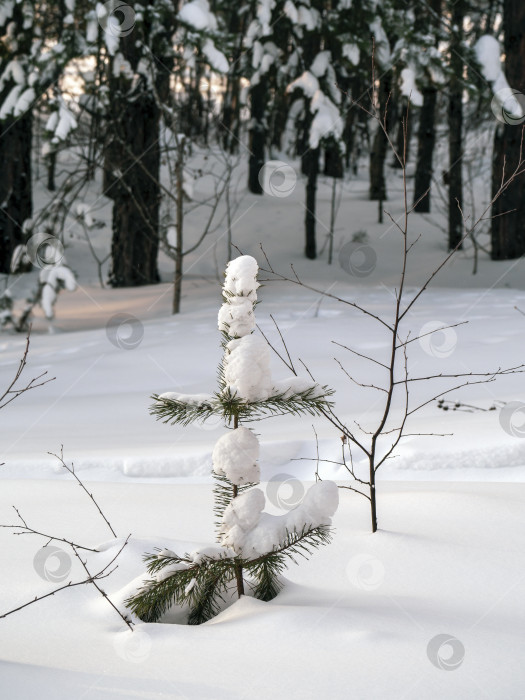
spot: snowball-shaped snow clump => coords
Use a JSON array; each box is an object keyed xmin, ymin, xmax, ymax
[
  {"xmin": 212, "ymin": 426, "xmax": 260, "ymax": 485},
  {"xmin": 218, "ymin": 296, "xmax": 255, "ymax": 337},
  {"xmin": 223, "ymin": 335, "xmax": 273, "ymax": 401},
  {"xmin": 223, "ymin": 255, "xmax": 259, "ymax": 299},
  {"xmin": 220, "ymin": 488, "xmax": 265, "ymax": 552}
]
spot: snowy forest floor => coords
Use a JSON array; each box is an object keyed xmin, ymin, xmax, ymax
[{"xmin": 2, "ymin": 159, "xmax": 525, "ymax": 698}]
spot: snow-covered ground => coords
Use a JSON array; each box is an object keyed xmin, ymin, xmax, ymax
[{"xmin": 2, "ymin": 161, "xmax": 525, "ymax": 698}]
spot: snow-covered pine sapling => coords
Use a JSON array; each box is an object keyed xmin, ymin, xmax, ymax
[{"xmin": 126, "ymin": 255, "xmax": 339, "ymax": 625}]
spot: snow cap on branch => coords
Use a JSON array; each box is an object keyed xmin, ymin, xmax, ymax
[{"xmin": 236, "ymin": 481, "xmax": 339, "ymax": 558}]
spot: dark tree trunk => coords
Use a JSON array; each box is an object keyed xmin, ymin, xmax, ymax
[
  {"xmin": 248, "ymin": 79, "xmax": 266, "ymax": 194},
  {"xmin": 491, "ymin": 0, "xmax": 525, "ymax": 259},
  {"xmin": 412, "ymin": 0, "xmax": 440, "ymax": 209},
  {"xmin": 324, "ymin": 140, "xmax": 343, "ymax": 178},
  {"xmin": 221, "ymin": 11, "xmax": 245, "ymax": 154},
  {"xmin": 0, "ymin": 114, "xmax": 32, "ymax": 272},
  {"xmin": 47, "ymin": 150, "xmax": 57, "ymax": 192},
  {"xmin": 104, "ymin": 19, "xmax": 168, "ymax": 288},
  {"xmin": 369, "ymin": 74, "xmax": 393, "ymax": 201},
  {"xmin": 105, "ymin": 94, "xmax": 161, "ymax": 287},
  {"xmin": 303, "ymin": 147, "xmax": 319, "ymax": 260},
  {"xmin": 392, "ymin": 98, "xmax": 412, "ymax": 169},
  {"xmin": 413, "ymin": 86, "xmax": 437, "ymax": 212},
  {"xmin": 269, "ymin": 88, "xmax": 288, "ymax": 152},
  {"xmin": 448, "ymin": 1, "xmax": 465, "ymax": 251}
]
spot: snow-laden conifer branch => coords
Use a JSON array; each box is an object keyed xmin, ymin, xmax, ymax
[{"xmin": 126, "ymin": 524, "xmax": 333, "ymax": 625}]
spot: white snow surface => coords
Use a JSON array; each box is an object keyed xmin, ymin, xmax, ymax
[{"xmin": 212, "ymin": 426, "xmax": 260, "ymax": 485}]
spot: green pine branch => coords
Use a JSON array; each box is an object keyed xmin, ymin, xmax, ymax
[
  {"xmin": 149, "ymin": 394, "xmax": 222, "ymax": 427},
  {"xmin": 151, "ymin": 386, "xmax": 334, "ymax": 428},
  {"xmin": 125, "ymin": 549, "xmax": 238, "ymax": 625},
  {"xmin": 126, "ymin": 525, "xmax": 333, "ymax": 625}
]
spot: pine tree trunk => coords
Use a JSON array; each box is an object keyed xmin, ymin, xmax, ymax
[
  {"xmin": 47, "ymin": 151, "xmax": 57, "ymax": 192},
  {"xmin": 413, "ymin": 86, "xmax": 437, "ymax": 212},
  {"xmin": 105, "ymin": 93, "xmax": 161, "ymax": 287},
  {"xmin": 369, "ymin": 74, "xmax": 392, "ymax": 201},
  {"xmin": 392, "ymin": 98, "xmax": 411, "ymax": 169},
  {"xmin": 104, "ymin": 20, "xmax": 166, "ymax": 288},
  {"xmin": 303, "ymin": 147, "xmax": 319, "ymax": 260},
  {"xmin": 0, "ymin": 113, "xmax": 32, "ymax": 273},
  {"xmin": 491, "ymin": 0, "xmax": 525, "ymax": 259},
  {"xmin": 448, "ymin": 1, "xmax": 465, "ymax": 251},
  {"xmin": 248, "ymin": 79, "xmax": 266, "ymax": 194},
  {"xmin": 173, "ymin": 146, "xmax": 184, "ymax": 314},
  {"xmin": 269, "ymin": 88, "xmax": 288, "ymax": 152},
  {"xmin": 232, "ymin": 414, "xmax": 244, "ymax": 597}
]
